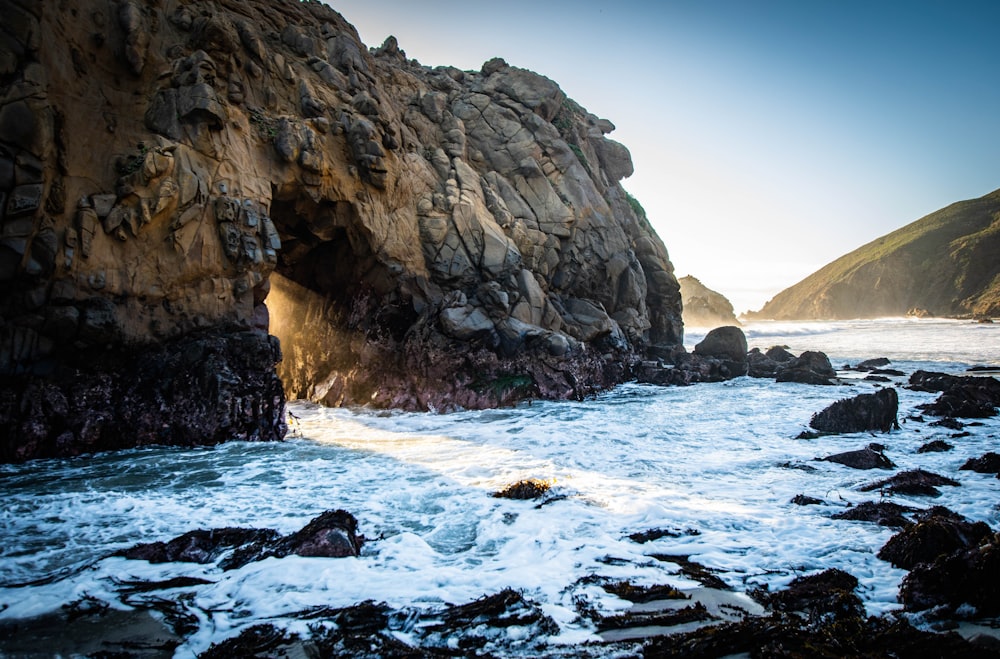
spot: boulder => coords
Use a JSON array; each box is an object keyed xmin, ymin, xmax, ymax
[
  {"xmin": 878, "ymin": 507, "xmax": 993, "ymax": 570},
  {"xmin": 960, "ymin": 452, "xmax": 1000, "ymax": 474},
  {"xmin": 693, "ymin": 325, "xmax": 748, "ymax": 364},
  {"xmin": 900, "ymin": 534, "xmax": 1000, "ymax": 614},
  {"xmin": 808, "ymin": 388, "xmax": 899, "ymax": 433},
  {"xmin": 818, "ymin": 446, "xmax": 895, "ymax": 470},
  {"xmin": 776, "ymin": 351, "xmax": 837, "ymax": 385}
]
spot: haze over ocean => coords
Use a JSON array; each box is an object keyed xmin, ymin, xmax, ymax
[{"xmin": 334, "ymin": 0, "xmax": 1000, "ymax": 313}]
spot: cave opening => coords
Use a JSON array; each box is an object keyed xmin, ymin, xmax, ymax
[{"xmin": 263, "ymin": 192, "xmax": 417, "ymax": 405}]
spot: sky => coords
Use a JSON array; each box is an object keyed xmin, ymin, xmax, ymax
[{"xmin": 331, "ymin": 0, "xmax": 1000, "ymax": 314}]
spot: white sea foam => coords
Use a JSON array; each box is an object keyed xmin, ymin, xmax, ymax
[{"xmin": 1, "ymin": 319, "xmax": 998, "ymax": 655}]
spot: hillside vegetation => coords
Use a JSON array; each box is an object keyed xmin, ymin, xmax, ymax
[{"xmin": 749, "ymin": 188, "xmax": 1000, "ymax": 320}]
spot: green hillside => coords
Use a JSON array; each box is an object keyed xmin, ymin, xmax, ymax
[{"xmin": 748, "ymin": 188, "xmax": 1000, "ymax": 320}]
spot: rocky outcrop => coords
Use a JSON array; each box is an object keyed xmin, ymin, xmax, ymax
[
  {"xmin": 748, "ymin": 188, "xmax": 1000, "ymax": 320},
  {"xmin": 0, "ymin": 0, "xmax": 682, "ymax": 458},
  {"xmin": 678, "ymin": 275, "xmax": 739, "ymax": 327},
  {"xmin": 120, "ymin": 508, "xmax": 364, "ymax": 570},
  {"xmin": 808, "ymin": 387, "xmax": 899, "ymax": 434}
]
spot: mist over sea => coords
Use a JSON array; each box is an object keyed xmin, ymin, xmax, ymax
[{"xmin": 2, "ymin": 318, "xmax": 998, "ymax": 655}]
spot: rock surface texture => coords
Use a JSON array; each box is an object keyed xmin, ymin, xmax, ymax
[{"xmin": 0, "ymin": 0, "xmax": 682, "ymax": 459}]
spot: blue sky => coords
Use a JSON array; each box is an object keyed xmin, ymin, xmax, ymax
[{"xmin": 332, "ymin": 1, "xmax": 1000, "ymax": 313}]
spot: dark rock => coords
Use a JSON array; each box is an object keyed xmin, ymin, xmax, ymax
[
  {"xmin": 872, "ymin": 368, "xmax": 906, "ymax": 376},
  {"xmin": 864, "ymin": 374, "xmax": 892, "ymax": 382},
  {"xmin": 1, "ymin": 329, "xmax": 286, "ymax": 462},
  {"xmin": 272, "ymin": 509, "xmax": 364, "ymax": 559},
  {"xmin": 878, "ymin": 507, "xmax": 993, "ymax": 570},
  {"xmin": 809, "ymin": 387, "xmax": 899, "ymax": 433},
  {"xmin": 930, "ymin": 416, "xmax": 965, "ymax": 430},
  {"xmin": 790, "ymin": 494, "xmax": 824, "ymax": 506},
  {"xmin": 818, "ymin": 446, "xmax": 895, "ymax": 470},
  {"xmin": 198, "ymin": 624, "xmax": 297, "ymax": 659},
  {"xmin": 775, "ymin": 351, "xmax": 837, "ymax": 385},
  {"xmin": 747, "ymin": 347, "xmax": 779, "ymax": 378},
  {"xmin": 643, "ymin": 614, "xmax": 996, "ymax": 659},
  {"xmin": 855, "ymin": 357, "xmax": 891, "ymax": 371},
  {"xmin": 225, "ymin": 509, "xmax": 363, "ymax": 568},
  {"xmin": 900, "ymin": 534, "xmax": 1000, "ymax": 615},
  {"xmin": 831, "ymin": 501, "xmax": 917, "ymax": 528},
  {"xmin": 121, "ymin": 509, "xmax": 363, "ymax": 572},
  {"xmin": 860, "ymin": 469, "xmax": 960, "ymax": 497},
  {"xmin": 492, "ymin": 478, "xmax": 551, "ymax": 500},
  {"xmin": 910, "ymin": 370, "xmax": 1000, "ymax": 418},
  {"xmin": 691, "ymin": 325, "xmax": 748, "ymax": 378},
  {"xmin": 693, "ymin": 326, "xmax": 747, "ymax": 364},
  {"xmin": 765, "ymin": 345, "xmax": 796, "ymax": 362},
  {"xmin": 917, "ymin": 439, "xmax": 954, "ymax": 453},
  {"xmin": 426, "ymin": 588, "xmax": 559, "ymax": 649},
  {"xmin": 961, "ymin": 452, "xmax": 1000, "ymax": 474},
  {"xmin": 597, "ymin": 602, "xmax": 714, "ymax": 633},
  {"xmin": 755, "ymin": 569, "xmax": 864, "ymax": 622},
  {"xmin": 120, "ymin": 528, "xmax": 280, "ymax": 564},
  {"xmin": 628, "ymin": 527, "xmax": 699, "ymax": 543}
]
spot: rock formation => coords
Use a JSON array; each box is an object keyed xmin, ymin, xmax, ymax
[
  {"xmin": 748, "ymin": 188, "xmax": 1000, "ymax": 320},
  {"xmin": 678, "ymin": 275, "xmax": 739, "ymax": 327},
  {"xmin": 0, "ymin": 0, "xmax": 682, "ymax": 459}
]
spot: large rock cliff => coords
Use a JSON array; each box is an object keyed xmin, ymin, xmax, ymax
[
  {"xmin": 0, "ymin": 0, "xmax": 682, "ymax": 460},
  {"xmin": 749, "ymin": 189, "xmax": 1000, "ymax": 321},
  {"xmin": 678, "ymin": 275, "xmax": 739, "ymax": 327}
]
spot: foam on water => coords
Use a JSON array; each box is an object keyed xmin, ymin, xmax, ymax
[{"xmin": 1, "ymin": 319, "xmax": 999, "ymax": 655}]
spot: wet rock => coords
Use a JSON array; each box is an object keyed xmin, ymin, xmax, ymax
[
  {"xmin": 423, "ymin": 588, "xmax": 559, "ymax": 654},
  {"xmin": 492, "ymin": 478, "xmax": 551, "ymax": 500},
  {"xmin": 790, "ymin": 494, "xmax": 824, "ymax": 506},
  {"xmin": 961, "ymin": 452, "xmax": 1000, "ymax": 474},
  {"xmin": 199, "ymin": 624, "xmax": 298, "ymax": 659},
  {"xmin": 900, "ymin": 533, "xmax": 1000, "ymax": 615},
  {"xmin": 831, "ymin": 501, "xmax": 917, "ymax": 528},
  {"xmin": 644, "ymin": 613, "xmax": 1000, "ymax": 659},
  {"xmin": 775, "ymin": 350, "xmax": 837, "ymax": 385},
  {"xmin": 1, "ymin": 329, "xmax": 285, "ymax": 462},
  {"xmin": 120, "ymin": 528, "xmax": 280, "ymax": 564},
  {"xmin": 854, "ymin": 357, "xmax": 891, "ymax": 371},
  {"xmin": 121, "ymin": 509, "xmax": 363, "ymax": 571},
  {"xmin": 860, "ymin": 469, "xmax": 960, "ymax": 497},
  {"xmin": 878, "ymin": 507, "xmax": 993, "ymax": 570},
  {"xmin": 818, "ymin": 445, "xmax": 895, "ymax": 470},
  {"xmin": 628, "ymin": 527, "xmax": 700, "ymax": 543},
  {"xmin": 910, "ymin": 370, "xmax": 1000, "ymax": 418},
  {"xmin": 917, "ymin": 439, "xmax": 954, "ymax": 453},
  {"xmin": 808, "ymin": 387, "xmax": 899, "ymax": 434},
  {"xmin": 273, "ymin": 509, "xmax": 363, "ymax": 559},
  {"xmin": 754, "ymin": 569, "xmax": 864, "ymax": 623},
  {"xmin": 930, "ymin": 416, "xmax": 965, "ymax": 430}
]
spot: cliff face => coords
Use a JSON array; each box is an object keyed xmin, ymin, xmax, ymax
[
  {"xmin": 749, "ymin": 189, "xmax": 1000, "ymax": 321},
  {"xmin": 678, "ymin": 275, "xmax": 739, "ymax": 328},
  {"xmin": 0, "ymin": 0, "xmax": 682, "ymax": 459}
]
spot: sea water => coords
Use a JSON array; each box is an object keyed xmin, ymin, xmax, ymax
[{"xmin": 1, "ymin": 318, "xmax": 998, "ymax": 655}]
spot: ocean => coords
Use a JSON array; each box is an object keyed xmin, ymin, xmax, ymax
[{"xmin": 1, "ymin": 318, "xmax": 998, "ymax": 656}]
